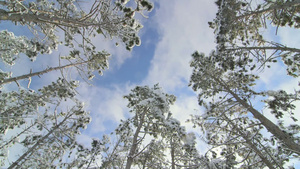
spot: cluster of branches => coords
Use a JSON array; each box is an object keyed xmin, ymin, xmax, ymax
[
  {"xmin": 0, "ymin": 0, "xmax": 153, "ymax": 168},
  {"xmin": 189, "ymin": 0, "xmax": 300, "ymax": 168},
  {"xmin": 2, "ymin": 0, "xmax": 300, "ymax": 168},
  {"xmin": 77, "ymin": 84, "xmax": 210, "ymax": 169}
]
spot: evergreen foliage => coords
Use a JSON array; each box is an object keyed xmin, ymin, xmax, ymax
[
  {"xmin": 189, "ymin": 0, "xmax": 300, "ymax": 168},
  {"xmin": 1, "ymin": 0, "xmax": 300, "ymax": 168}
]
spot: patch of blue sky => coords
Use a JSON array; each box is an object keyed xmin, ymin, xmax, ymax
[
  {"xmin": 0, "ymin": 21, "xmax": 31, "ymax": 36},
  {"xmin": 2, "ymin": 0, "xmax": 299, "ymax": 167},
  {"xmin": 93, "ymin": 24, "xmax": 158, "ymax": 88}
]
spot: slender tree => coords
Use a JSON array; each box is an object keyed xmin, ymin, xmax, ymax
[
  {"xmin": 211, "ymin": 0, "xmax": 300, "ymax": 48},
  {"xmin": 0, "ymin": 78, "xmax": 78, "ymax": 136},
  {"xmin": 190, "ymin": 51, "xmax": 300, "ymax": 152},
  {"xmin": 59, "ymin": 135, "xmax": 111, "ymax": 168},
  {"xmin": 0, "ymin": 0, "xmax": 153, "ymax": 87},
  {"xmin": 189, "ymin": 50, "xmax": 300, "ymax": 167},
  {"xmin": 1, "ymin": 1, "xmax": 154, "ymax": 167},
  {"xmin": 8, "ymin": 101, "xmax": 91, "ymax": 169},
  {"xmin": 99, "ymin": 84, "xmax": 211, "ymax": 169},
  {"xmin": 0, "ymin": 50, "xmax": 110, "ymax": 86},
  {"xmin": 0, "ymin": 0, "xmax": 153, "ymax": 60},
  {"xmin": 210, "ymin": 0, "xmax": 300, "ymax": 76},
  {"xmin": 189, "ymin": 1, "xmax": 300, "ymax": 167},
  {"xmin": 188, "ymin": 102, "xmax": 290, "ymax": 168},
  {"xmin": 122, "ymin": 84, "xmax": 176, "ymax": 169},
  {"xmin": 0, "ymin": 78, "xmax": 92, "ymax": 168},
  {"xmin": 134, "ymin": 139, "xmax": 169, "ymax": 168}
]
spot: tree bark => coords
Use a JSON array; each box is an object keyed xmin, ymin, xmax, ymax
[
  {"xmin": 224, "ymin": 115, "xmax": 277, "ymax": 169},
  {"xmin": 0, "ymin": 9, "xmax": 98, "ymax": 28},
  {"xmin": 125, "ymin": 108, "xmax": 148, "ymax": 169},
  {"xmin": 213, "ymin": 76, "xmax": 300, "ymax": 155},
  {"xmin": 0, "ymin": 122, "xmax": 36, "ymax": 150},
  {"xmin": 235, "ymin": 0, "xmax": 300, "ymax": 20},
  {"xmin": 0, "ymin": 61, "xmax": 88, "ymax": 86},
  {"xmin": 226, "ymin": 46, "xmax": 300, "ymax": 53},
  {"xmin": 170, "ymin": 137, "xmax": 175, "ymax": 169},
  {"xmin": 8, "ymin": 113, "xmax": 72, "ymax": 169}
]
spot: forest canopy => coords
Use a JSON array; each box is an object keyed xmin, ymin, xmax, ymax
[{"xmin": 0, "ymin": 0, "xmax": 299, "ymax": 168}]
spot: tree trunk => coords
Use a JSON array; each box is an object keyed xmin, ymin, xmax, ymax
[
  {"xmin": 8, "ymin": 113, "xmax": 72, "ymax": 169},
  {"xmin": 125, "ymin": 108, "xmax": 148, "ymax": 169},
  {"xmin": 224, "ymin": 115, "xmax": 277, "ymax": 169},
  {"xmin": 0, "ymin": 61, "xmax": 88, "ymax": 86},
  {"xmin": 226, "ymin": 46, "xmax": 300, "ymax": 53},
  {"xmin": 213, "ymin": 76, "xmax": 300, "ymax": 155},
  {"xmin": 235, "ymin": 0, "xmax": 300, "ymax": 20},
  {"xmin": 0, "ymin": 122, "xmax": 36, "ymax": 150},
  {"xmin": 0, "ymin": 9, "xmax": 97, "ymax": 28},
  {"xmin": 170, "ymin": 137, "xmax": 175, "ymax": 169}
]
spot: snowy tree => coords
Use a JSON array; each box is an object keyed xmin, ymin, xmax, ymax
[
  {"xmin": 0, "ymin": 0, "xmax": 154, "ymax": 167},
  {"xmin": 134, "ymin": 139, "xmax": 169, "ymax": 168},
  {"xmin": 188, "ymin": 103, "xmax": 291, "ymax": 168},
  {"xmin": 100, "ymin": 121, "xmax": 133, "ymax": 168},
  {"xmin": 0, "ymin": 50, "xmax": 110, "ymax": 86},
  {"xmin": 0, "ymin": 78, "xmax": 92, "ymax": 168},
  {"xmin": 0, "ymin": 0, "xmax": 153, "ymax": 60},
  {"xmin": 210, "ymin": 0, "xmax": 300, "ymax": 76},
  {"xmin": 189, "ymin": 50, "xmax": 300, "ymax": 167},
  {"xmin": 160, "ymin": 118, "xmax": 208, "ymax": 169},
  {"xmin": 188, "ymin": 1, "xmax": 300, "ymax": 167},
  {"xmin": 121, "ymin": 84, "xmax": 176, "ymax": 169},
  {"xmin": 211, "ymin": 0, "xmax": 300, "ymax": 46},
  {"xmin": 7, "ymin": 101, "xmax": 91, "ymax": 169},
  {"xmin": 133, "ymin": 118, "xmax": 207, "ymax": 169},
  {"xmin": 97, "ymin": 84, "xmax": 211, "ymax": 169},
  {"xmin": 0, "ymin": 78, "xmax": 78, "ymax": 137},
  {"xmin": 63, "ymin": 135, "xmax": 112, "ymax": 168},
  {"xmin": 0, "ymin": 0, "xmax": 153, "ymax": 86}
]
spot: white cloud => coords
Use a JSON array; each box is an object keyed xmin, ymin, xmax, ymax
[
  {"xmin": 140, "ymin": 0, "xmax": 218, "ymax": 154},
  {"xmin": 277, "ymin": 27, "xmax": 300, "ymax": 48},
  {"xmin": 143, "ymin": 0, "xmax": 217, "ymax": 91},
  {"xmin": 76, "ymin": 82, "xmax": 135, "ymax": 135},
  {"xmin": 169, "ymin": 92, "xmax": 211, "ymax": 153},
  {"xmin": 91, "ymin": 36, "xmax": 134, "ymax": 70},
  {"xmin": 258, "ymin": 61, "xmax": 287, "ymax": 89},
  {"xmin": 170, "ymin": 94, "xmax": 199, "ymax": 131}
]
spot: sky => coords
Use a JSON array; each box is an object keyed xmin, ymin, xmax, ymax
[
  {"xmin": 74, "ymin": 0, "xmax": 218, "ymax": 143},
  {"xmin": 1, "ymin": 0, "xmax": 300, "ymax": 167}
]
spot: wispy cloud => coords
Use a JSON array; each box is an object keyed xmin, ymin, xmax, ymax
[
  {"xmin": 77, "ymin": 82, "xmax": 135, "ymax": 135},
  {"xmin": 143, "ymin": 0, "xmax": 217, "ymax": 91}
]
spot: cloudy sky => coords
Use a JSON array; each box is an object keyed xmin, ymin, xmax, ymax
[
  {"xmin": 74, "ymin": 0, "xmax": 218, "ymax": 142},
  {"xmin": 2, "ymin": 0, "xmax": 300, "ymax": 167}
]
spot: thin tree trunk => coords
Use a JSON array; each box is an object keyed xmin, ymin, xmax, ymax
[
  {"xmin": 213, "ymin": 76, "xmax": 300, "ymax": 155},
  {"xmin": 8, "ymin": 113, "xmax": 72, "ymax": 169},
  {"xmin": 224, "ymin": 115, "xmax": 277, "ymax": 169},
  {"xmin": 0, "ymin": 9, "xmax": 96, "ymax": 28},
  {"xmin": 226, "ymin": 46, "xmax": 300, "ymax": 53},
  {"xmin": 0, "ymin": 122, "xmax": 37, "ymax": 149},
  {"xmin": 141, "ymin": 151, "xmax": 149, "ymax": 169},
  {"xmin": 125, "ymin": 108, "xmax": 148, "ymax": 169},
  {"xmin": 235, "ymin": 0, "xmax": 300, "ymax": 20},
  {"xmin": 170, "ymin": 137, "xmax": 175, "ymax": 169},
  {"xmin": 0, "ymin": 61, "xmax": 88, "ymax": 86}
]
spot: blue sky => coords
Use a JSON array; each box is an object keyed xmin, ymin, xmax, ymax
[
  {"xmin": 72, "ymin": 1, "xmax": 300, "ymax": 167},
  {"xmin": 1, "ymin": 0, "xmax": 300, "ymax": 167},
  {"xmin": 75, "ymin": 0, "xmax": 218, "ymax": 139}
]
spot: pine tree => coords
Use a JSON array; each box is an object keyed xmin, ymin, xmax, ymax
[
  {"xmin": 189, "ymin": 1, "xmax": 300, "ymax": 167},
  {"xmin": 0, "ymin": 0, "xmax": 153, "ymax": 167}
]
